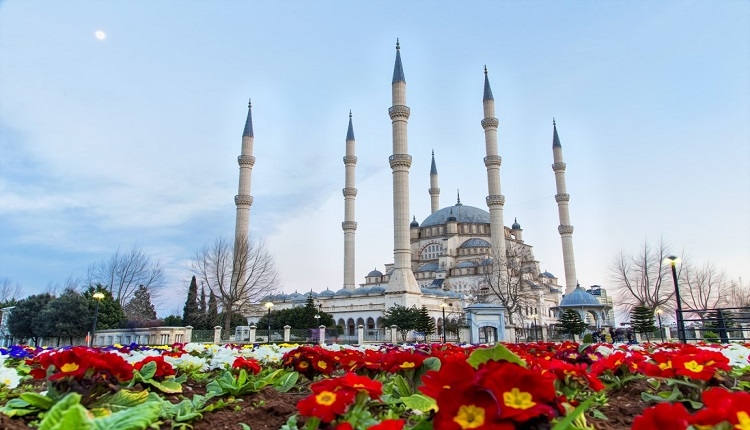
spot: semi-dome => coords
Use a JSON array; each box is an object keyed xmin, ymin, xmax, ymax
[
  {"xmin": 455, "ymin": 261, "xmax": 478, "ymax": 268},
  {"xmin": 416, "ymin": 262, "xmax": 439, "ymax": 272},
  {"xmin": 559, "ymin": 285, "xmax": 603, "ymax": 307},
  {"xmin": 421, "ymin": 287, "xmax": 448, "ymax": 296},
  {"xmin": 368, "ymin": 285, "xmax": 385, "ymax": 294},
  {"xmin": 421, "ymin": 203, "xmax": 490, "ymax": 227},
  {"xmin": 459, "ymin": 238, "xmax": 491, "ymax": 248}
]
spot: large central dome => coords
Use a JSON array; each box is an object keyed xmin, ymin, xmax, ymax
[{"xmin": 421, "ymin": 203, "xmax": 490, "ymax": 227}]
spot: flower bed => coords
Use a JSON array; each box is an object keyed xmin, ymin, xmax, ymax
[{"xmin": 0, "ymin": 341, "xmax": 748, "ymax": 429}]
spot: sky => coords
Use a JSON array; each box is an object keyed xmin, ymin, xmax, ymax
[{"xmin": 1, "ymin": 1, "xmax": 748, "ymax": 317}]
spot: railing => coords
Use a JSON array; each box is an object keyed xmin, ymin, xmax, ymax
[{"xmin": 677, "ymin": 307, "xmax": 750, "ymax": 343}]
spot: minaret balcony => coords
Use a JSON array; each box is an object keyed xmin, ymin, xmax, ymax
[
  {"xmin": 483, "ymin": 155, "xmax": 502, "ymax": 167},
  {"xmin": 237, "ymin": 155, "xmax": 256, "ymax": 166},
  {"xmin": 388, "ymin": 105, "xmax": 410, "ymax": 119},
  {"xmin": 481, "ymin": 117, "xmax": 499, "ymax": 129},
  {"xmin": 389, "ymin": 154, "xmax": 412, "ymax": 168}
]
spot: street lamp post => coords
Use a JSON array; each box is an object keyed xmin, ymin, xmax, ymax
[
  {"xmin": 656, "ymin": 308, "xmax": 664, "ymax": 343},
  {"xmin": 90, "ymin": 292, "xmax": 105, "ymax": 347},
  {"xmin": 667, "ymin": 256, "xmax": 685, "ymax": 343},
  {"xmin": 440, "ymin": 302, "xmax": 448, "ymax": 343},
  {"xmin": 532, "ymin": 314, "xmax": 539, "ymax": 342},
  {"xmin": 265, "ymin": 302, "xmax": 274, "ymax": 343}
]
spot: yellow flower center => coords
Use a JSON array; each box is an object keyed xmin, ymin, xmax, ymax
[
  {"xmin": 298, "ymin": 362, "xmax": 309, "ymax": 369},
  {"xmin": 684, "ymin": 360, "xmax": 704, "ymax": 373},
  {"xmin": 503, "ymin": 387, "xmax": 536, "ymax": 410},
  {"xmin": 453, "ymin": 404, "xmax": 485, "ymax": 429},
  {"xmin": 658, "ymin": 360, "xmax": 673, "ymax": 370},
  {"xmin": 735, "ymin": 411, "xmax": 750, "ymax": 430},
  {"xmin": 315, "ymin": 391, "xmax": 337, "ymax": 406},
  {"xmin": 317, "ymin": 360, "xmax": 327, "ymax": 369},
  {"xmin": 400, "ymin": 361, "xmax": 416, "ymax": 369},
  {"xmin": 60, "ymin": 363, "xmax": 79, "ymax": 373}
]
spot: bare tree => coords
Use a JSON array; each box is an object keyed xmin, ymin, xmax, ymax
[
  {"xmin": 87, "ymin": 246, "xmax": 165, "ymax": 307},
  {"xmin": 0, "ymin": 277, "xmax": 23, "ymax": 305},
  {"xmin": 610, "ymin": 238, "xmax": 678, "ymax": 313},
  {"xmin": 477, "ymin": 243, "xmax": 539, "ymax": 325},
  {"xmin": 189, "ymin": 236, "xmax": 280, "ymax": 331},
  {"xmin": 43, "ymin": 275, "xmax": 82, "ymax": 296},
  {"xmin": 680, "ymin": 261, "xmax": 728, "ymax": 313},
  {"xmin": 723, "ymin": 278, "xmax": 750, "ymax": 308}
]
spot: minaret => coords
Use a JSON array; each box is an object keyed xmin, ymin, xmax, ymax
[
  {"xmin": 231, "ymin": 100, "xmax": 256, "ymax": 289},
  {"xmin": 386, "ymin": 40, "xmax": 420, "ymax": 296},
  {"xmin": 429, "ymin": 150, "xmax": 440, "ymax": 213},
  {"xmin": 342, "ymin": 111, "xmax": 358, "ymax": 291},
  {"xmin": 234, "ymin": 99, "xmax": 255, "ymax": 243},
  {"xmin": 551, "ymin": 119, "xmax": 578, "ymax": 294},
  {"xmin": 481, "ymin": 67, "xmax": 507, "ymax": 265}
]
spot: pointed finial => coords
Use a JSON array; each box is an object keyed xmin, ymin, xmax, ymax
[
  {"xmin": 430, "ymin": 150, "xmax": 438, "ymax": 175},
  {"xmin": 243, "ymin": 98, "xmax": 254, "ymax": 137},
  {"xmin": 552, "ymin": 119, "xmax": 561, "ymax": 148},
  {"xmin": 456, "ymin": 190, "xmax": 461, "ymax": 205},
  {"xmin": 484, "ymin": 65, "xmax": 487, "ymax": 75},
  {"xmin": 483, "ymin": 66, "xmax": 494, "ymax": 101},
  {"xmin": 553, "ymin": 117, "xmax": 556, "ymax": 127},
  {"xmin": 346, "ymin": 111, "xmax": 355, "ymax": 141},
  {"xmin": 248, "ymin": 98, "xmax": 252, "ymax": 109},
  {"xmin": 349, "ymin": 109, "xmax": 352, "ymax": 118},
  {"xmin": 396, "ymin": 38, "xmax": 400, "ymax": 50}
]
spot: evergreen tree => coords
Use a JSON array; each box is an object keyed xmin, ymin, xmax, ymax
[
  {"xmin": 182, "ymin": 276, "xmax": 200, "ymax": 327},
  {"xmin": 208, "ymin": 290, "xmax": 219, "ymax": 328},
  {"xmin": 36, "ymin": 289, "xmax": 91, "ymax": 345},
  {"xmin": 631, "ymin": 305, "xmax": 656, "ymax": 342},
  {"xmin": 123, "ymin": 285, "xmax": 157, "ymax": 326},
  {"xmin": 162, "ymin": 315, "xmax": 183, "ymax": 326},
  {"xmin": 199, "ymin": 285, "xmax": 208, "ymax": 329},
  {"xmin": 257, "ymin": 306, "xmax": 334, "ymax": 331},
  {"xmin": 83, "ymin": 285, "xmax": 125, "ymax": 330},
  {"xmin": 558, "ymin": 309, "xmax": 587, "ymax": 338},
  {"xmin": 415, "ymin": 306, "xmax": 436, "ymax": 337},
  {"xmin": 7, "ymin": 293, "xmax": 54, "ymax": 346},
  {"xmin": 380, "ymin": 305, "xmax": 420, "ymax": 341}
]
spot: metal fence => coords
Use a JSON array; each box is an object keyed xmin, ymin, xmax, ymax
[{"xmin": 675, "ymin": 306, "xmax": 750, "ymax": 343}]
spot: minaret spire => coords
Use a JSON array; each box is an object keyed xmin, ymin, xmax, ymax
[
  {"xmin": 342, "ymin": 111, "xmax": 358, "ymax": 290},
  {"xmin": 551, "ymin": 120, "xmax": 578, "ymax": 294},
  {"xmin": 429, "ymin": 150, "xmax": 440, "ymax": 213},
  {"xmin": 232, "ymin": 99, "xmax": 256, "ymax": 289},
  {"xmin": 387, "ymin": 40, "xmax": 420, "ymax": 297},
  {"xmin": 481, "ymin": 67, "xmax": 507, "ymax": 275}
]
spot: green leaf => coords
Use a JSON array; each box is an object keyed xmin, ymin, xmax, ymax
[
  {"xmin": 466, "ymin": 343, "xmax": 526, "ymax": 369},
  {"xmin": 96, "ymin": 389, "xmax": 151, "ymax": 410},
  {"xmin": 400, "ymin": 394, "xmax": 438, "ymax": 413},
  {"xmin": 38, "ymin": 393, "xmax": 87, "ymax": 430},
  {"xmin": 551, "ymin": 397, "xmax": 594, "ymax": 430},
  {"xmin": 422, "ymin": 357, "xmax": 441, "ymax": 372},
  {"xmin": 137, "ymin": 361, "xmax": 157, "ymax": 380},
  {"xmin": 92, "ymin": 398, "xmax": 162, "ymax": 430},
  {"xmin": 274, "ymin": 371, "xmax": 299, "ymax": 393},
  {"xmin": 19, "ymin": 392, "xmax": 56, "ymax": 410},
  {"xmin": 392, "ymin": 374, "xmax": 412, "ymax": 398},
  {"xmin": 144, "ymin": 377, "xmax": 183, "ymax": 394}
]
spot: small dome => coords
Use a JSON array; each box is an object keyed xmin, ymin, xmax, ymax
[
  {"xmin": 410, "ymin": 216, "xmax": 419, "ymax": 228},
  {"xmin": 540, "ymin": 271, "xmax": 556, "ymax": 278},
  {"xmin": 511, "ymin": 218, "xmax": 521, "ymax": 230},
  {"xmin": 368, "ymin": 285, "xmax": 385, "ymax": 294},
  {"xmin": 455, "ymin": 261, "xmax": 478, "ymax": 268},
  {"xmin": 421, "ymin": 204, "xmax": 490, "ymax": 227},
  {"xmin": 275, "ymin": 294, "xmax": 290, "ymax": 300},
  {"xmin": 318, "ymin": 289, "xmax": 335, "ymax": 297},
  {"xmin": 416, "ymin": 262, "xmax": 439, "ymax": 272},
  {"xmin": 459, "ymin": 238, "xmax": 491, "ymax": 248},
  {"xmin": 353, "ymin": 286, "xmax": 371, "ymax": 294},
  {"xmin": 306, "ymin": 291, "xmax": 318, "ymax": 298},
  {"xmin": 288, "ymin": 292, "xmax": 304, "ymax": 299},
  {"xmin": 335, "ymin": 288, "xmax": 352, "ymax": 296},
  {"xmin": 559, "ymin": 286, "xmax": 603, "ymax": 307},
  {"xmin": 367, "ymin": 268, "xmax": 383, "ymax": 277}
]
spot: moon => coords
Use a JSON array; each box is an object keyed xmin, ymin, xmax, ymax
[{"xmin": 95, "ymin": 30, "xmax": 106, "ymax": 40}]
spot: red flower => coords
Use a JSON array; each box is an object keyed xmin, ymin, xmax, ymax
[
  {"xmin": 433, "ymin": 383, "xmax": 508, "ymax": 430},
  {"xmin": 420, "ymin": 355, "xmax": 475, "ymax": 399},
  {"xmin": 632, "ymin": 402, "xmax": 691, "ymax": 430},
  {"xmin": 134, "ymin": 355, "xmax": 175, "ymax": 379},
  {"xmin": 479, "ymin": 361, "xmax": 557, "ymax": 423},
  {"xmin": 367, "ymin": 419, "xmax": 405, "ymax": 430},
  {"xmin": 232, "ymin": 357, "xmax": 261, "ymax": 375},
  {"xmin": 380, "ymin": 350, "xmax": 427, "ymax": 373},
  {"xmin": 691, "ymin": 387, "xmax": 750, "ymax": 428},
  {"xmin": 296, "ymin": 387, "xmax": 355, "ymax": 423}
]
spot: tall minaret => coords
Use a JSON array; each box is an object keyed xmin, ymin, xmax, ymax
[
  {"xmin": 386, "ymin": 40, "xmax": 420, "ymax": 296},
  {"xmin": 429, "ymin": 150, "xmax": 440, "ymax": 213},
  {"xmin": 481, "ymin": 67, "xmax": 507, "ymax": 265},
  {"xmin": 551, "ymin": 120, "xmax": 578, "ymax": 294},
  {"xmin": 234, "ymin": 99, "xmax": 255, "ymax": 243},
  {"xmin": 231, "ymin": 100, "xmax": 256, "ymax": 289},
  {"xmin": 342, "ymin": 111, "xmax": 358, "ymax": 291}
]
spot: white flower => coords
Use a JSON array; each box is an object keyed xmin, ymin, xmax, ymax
[{"xmin": 0, "ymin": 366, "xmax": 21, "ymax": 389}]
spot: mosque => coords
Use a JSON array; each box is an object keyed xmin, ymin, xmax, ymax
[{"xmin": 235, "ymin": 42, "xmax": 608, "ymax": 342}]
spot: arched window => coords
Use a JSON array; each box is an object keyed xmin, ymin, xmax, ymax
[
  {"xmin": 347, "ymin": 318, "xmax": 355, "ymax": 336},
  {"xmin": 366, "ymin": 317, "xmax": 375, "ymax": 329}
]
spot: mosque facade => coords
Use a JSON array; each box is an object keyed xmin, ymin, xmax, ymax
[{"xmin": 240, "ymin": 42, "xmax": 588, "ymax": 342}]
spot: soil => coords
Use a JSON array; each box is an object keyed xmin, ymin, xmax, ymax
[{"xmin": 0, "ymin": 382, "xmax": 641, "ymax": 430}]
